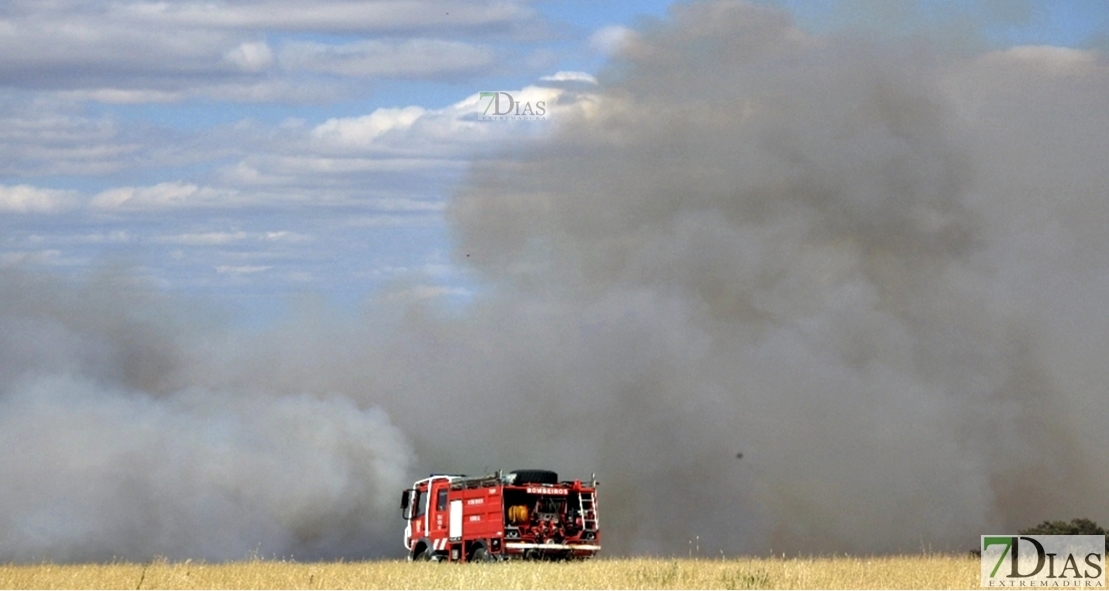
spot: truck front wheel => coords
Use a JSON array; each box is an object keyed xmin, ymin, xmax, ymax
[{"xmin": 471, "ymin": 545, "xmax": 492, "ymax": 562}]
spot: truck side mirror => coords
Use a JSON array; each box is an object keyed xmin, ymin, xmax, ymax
[{"xmin": 401, "ymin": 489, "xmax": 414, "ymax": 520}]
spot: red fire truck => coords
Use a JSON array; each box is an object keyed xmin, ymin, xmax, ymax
[{"xmin": 400, "ymin": 469, "xmax": 600, "ymax": 562}]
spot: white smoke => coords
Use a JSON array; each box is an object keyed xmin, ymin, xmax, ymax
[{"xmin": 0, "ymin": 271, "xmax": 414, "ymax": 562}]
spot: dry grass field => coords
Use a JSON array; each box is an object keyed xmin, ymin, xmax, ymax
[{"xmin": 0, "ymin": 555, "xmax": 979, "ymax": 589}]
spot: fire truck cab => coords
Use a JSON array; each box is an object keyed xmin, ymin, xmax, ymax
[{"xmin": 400, "ymin": 469, "xmax": 600, "ymax": 562}]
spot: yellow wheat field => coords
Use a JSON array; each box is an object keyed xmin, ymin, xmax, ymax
[{"xmin": 0, "ymin": 555, "xmax": 979, "ymax": 589}]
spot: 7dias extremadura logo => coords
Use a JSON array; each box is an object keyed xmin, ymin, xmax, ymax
[
  {"xmin": 981, "ymin": 535, "xmax": 1105, "ymax": 587},
  {"xmin": 478, "ymin": 91, "xmax": 546, "ymax": 120}
]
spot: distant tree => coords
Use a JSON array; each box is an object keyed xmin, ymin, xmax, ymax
[{"xmin": 1019, "ymin": 518, "xmax": 1108, "ymax": 552}]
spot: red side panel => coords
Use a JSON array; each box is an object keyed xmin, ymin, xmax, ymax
[{"xmin": 452, "ymin": 484, "xmax": 505, "ymax": 541}]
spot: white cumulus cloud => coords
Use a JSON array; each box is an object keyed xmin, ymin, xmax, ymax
[
  {"xmin": 313, "ymin": 106, "xmax": 427, "ymax": 146},
  {"xmin": 539, "ymin": 71, "xmax": 598, "ymax": 84},
  {"xmin": 224, "ymin": 41, "xmax": 275, "ymax": 72},
  {"xmin": 0, "ymin": 185, "xmax": 79, "ymax": 213},
  {"xmin": 589, "ymin": 24, "xmax": 636, "ymax": 55},
  {"xmin": 89, "ymin": 182, "xmax": 236, "ymax": 211}
]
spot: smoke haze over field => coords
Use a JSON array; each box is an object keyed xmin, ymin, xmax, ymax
[
  {"xmin": 0, "ymin": 272, "xmax": 415, "ymax": 561},
  {"xmin": 3, "ymin": 0, "xmax": 1109, "ymax": 561}
]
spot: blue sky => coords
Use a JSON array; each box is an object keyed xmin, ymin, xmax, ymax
[{"xmin": 1, "ymin": 0, "xmax": 1106, "ymax": 325}]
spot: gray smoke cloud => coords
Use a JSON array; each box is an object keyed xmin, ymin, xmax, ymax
[
  {"xmin": 441, "ymin": 1, "xmax": 1109, "ymax": 554},
  {"xmin": 3, "ymin": 0, "xmax": 1109, "ymax": 561},
  {"xmin": 0, "ymin": 271, "xmax": 415, "ymax": 562}
]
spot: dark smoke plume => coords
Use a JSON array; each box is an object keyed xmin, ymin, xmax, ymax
[
  {"xmin": 441, "ymin": 2, "xmax": 1109, "ymax": 554},
  {"xmin": 2, "ymin": 0, "xmax": 1108, "ymax": 560}
]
